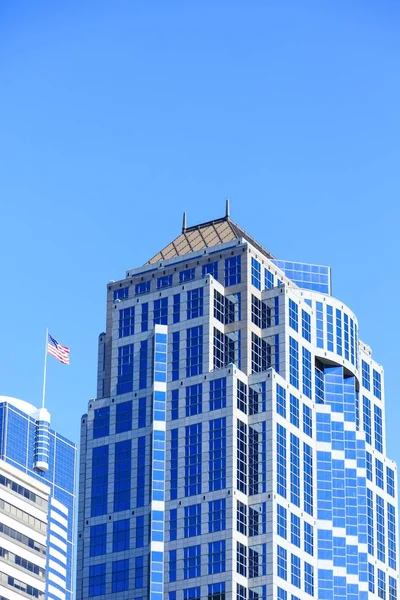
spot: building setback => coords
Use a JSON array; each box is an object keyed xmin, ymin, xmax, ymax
[
  {"xmin": 0, "ymin": 396, "xmax": 76, "ymax": 600},
  {"xmin": 76, "ymin": 208, "xmax": 399, "ymax": 600}
]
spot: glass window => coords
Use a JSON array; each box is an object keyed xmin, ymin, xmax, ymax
[
  {"xmin": 290, "ymin": 394, "xmax": 299, "ymax": 427},
  {"xmin": 289, "ymin": 337, "xmax": 299, "ymax": 389},
  {"xmin": 302, "ymin": 309, "xmax": 311, "ymax": 342},
  {"xmin": 169, "ymin": 508, "xmax": 177, "ymax": 541},
  {"xmin": 114, "ymin": 287, "xmax": 129, "ymax": 301},
  {"xmin": 119, "ymin": 307, "xmax": 135, "ymax": 338},
  {"xmin": 180, "ymin": 268, "xmax": 195, "ymax": 282},
  {"xmin": 290, "ymin": 513, "xmax": 300, "ymax": 549},
  {"xmin": 135, "ymin": 516, "xmax": 144, "ymax": 548},
  {"xmin": 237, "ymin": 421, "xmax": 247, "ymax": 494},
  {"xmin": 90, "ymin": 524, "xmax": 107, "ymax": 557},
  {"xmin": 184, "ymin": 545, "xmax": 201, "ymax": 579},
  {"xmin": 170, "ymin": 429, "xmax": 178, "ymax": 500},
  {"xmin": 316, "ymin": 301, "xmax": 324, "ymax": 349},
  {"xmin": 202, "ymin": 261, "xmax": 218, "ymax": 279},
  {"xmin": 173, "ymin": 294, "xmax": 180, "ymax": 323},
  {"xmin": 157, "ymin": 274, "xmax": 173, "ymax": 289},
  {"xmin": 362, "ymin": 360, "xmax": 370, "ymax": 390},
  {"xmin": 373, "ymin": 369, "xmax": 382, "ymax": 399},
  {"xmin": 303, "ymin": 403, "xmax": 312, "ymax": 437},
  {"xmin": 93, "ymin": 407, "xmax": 110, "ymax": 439},
  {"xmin": 171, "ymin": 389, "xmax": 179, "ymax": 421},
  {"xmin": 113, "ymin": 519, "xmax": 130, "ymax": 552},
  {"xmin": 276, "ymin": 424, "xmax": 286, "ymax": 498},
  {"xmin": 185, "ymin": 424, "xmax": 202, "ymax": 496},
  {"xmin": 141, "ymin": 303, "xmax": 149, "ymax": 332},
  {"xmin": 187, "ymin": 288, "xmax": 204, "ymax": 319},
  {"xmin": 304, "ymin": 521, "xmax": 313, "ymax": 555},
  {"xmin": 209, "ymin": 498, "xmax": 226, "ymax": 533},
  {"xmin": 89, "ymin": 564, "xmax": 106, "ymax": 597},
  {"xmin": 184, "ymin": 504, "xmax": 201, "ymax": 538},
  {"xmin": 112, "ymin": 559, "xmax": 129, "ymax": 592},
  {"xmin": 209, "ymin": 417, "xmax": 226, "ymax": 491},
  {"xmin": 251, "ymin": 257, "xmax": 261, "ymax": 290},
  {"xmin": 154, "ymin": 298, "xmax": 168, "ymax": 325},
  {"xmin": 210, "ymin": 378, "xmax": 226, "ymax": 410},
  {"xmin": 276, "ymin": 384, "xmax": 286, "ymax": 418},
  {"xmin": 117, "ymin": 344, "xmax": 134, "ymax": 395},
  {"xmin": 236, "ymin": 542, "xmax": 247, "ymax": 577},
  {"xmin": 304, "ymin": 562, "xmax": 314, "ymax": 596},
  {"xmin": 91, "ymin": 445, "xmax": 109, "ymax": 517},
  {"xmin": 186, "ymin": 384, "xmax": 202, "ymax": 417},
  {"xmin": 290, "ymin": 434, "xmax": 300, "ymax": 507},
  {"xmin": 136, "ymin": 436, "xmax": 146, "ymax": 507},
  {"xmin": 302, "ymin": 347, "xmax": 312, "ymax": 399},
  {"xmin": 172, "ymin": 331, "xmax": 180, "ymax": 381},
  {"xmin": 138, "ymin": 397, "xmax": 146, "ymax": 428},
  {"xmin": 388, "ymin": 504, "xmax": 397, "ymax": 570},
  {"xmin": 374, "ymin": 404, "xmax": 383, "ymax": 453},
  {"xmin": 303, "ymin": 443, "xmax": 313, "ymax": 516},
  {"xmin": 115, "ymin": 400, "xmax": 132, "ymax": 433},
  {"xmin": 224, "ymin": 255, "xmax": 241, "ymax": 286},
  {"xmin": 277, "ymin": 504, "xmax": 287, "ymax": 539},
  {"xmin": 135, "ymin": 556, "xmax": 144, "ymax": 588},
  {"xmin": 326, "ymin": 305, "xmax": 334, "ymax": 351},
  {"xmin": 186, "ymin": 326, "xmax": 203, "ymax": 377},
  {"xmin": 114, "ymin": 440, "xmax": 131, "ymax": 512},
  {"xmin": 376, "ymin": 495, "xmax": 385, "ymax": 562},
  {"xmin": 277, "ymin": 545, "xmax": 287, "ymax": 580},
  {"xmin": 208, "ymin": 540, "xmax": 225, "ymax": 574},
  {"xmin": 363, "ymin": 396, "xmax": 372, "ymax": 444},
  {"xmin": 135, "ymin": 281, "xmax": 150, "ymax": 295},
  {"xmin": 375, "ymin": 458, "xmax": 384, "ymax": 489},
  {"xmin": 387, "ymin": 467, "xmax": 395, "ymax": 497},
  {"xmin": 291, "ymin": 554, "xmax": 301, "ymax": 588},
  {"xmin": 288, "ymin": 299, "xmax": 298, "ymax": 332}
]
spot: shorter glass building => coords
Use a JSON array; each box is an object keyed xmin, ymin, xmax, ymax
[{"xmin": 0, "ymin": 395, "xmax": 76, "ymax": 600}]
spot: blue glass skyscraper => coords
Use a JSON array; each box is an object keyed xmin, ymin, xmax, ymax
[
  {"xmin": 76, "ymin": 207, "xmax": 399, "ymax": 600},
  {"xmin": 0, "ymin": 395, "xmax": 76, "ymax": 600}
]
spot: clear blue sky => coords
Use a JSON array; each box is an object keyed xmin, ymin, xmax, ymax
[{"xmin": 1, "ymin": 2, "xmax": 399, "ymax": 465}]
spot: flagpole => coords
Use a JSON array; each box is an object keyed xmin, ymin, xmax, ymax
[{"xmin": 42, "ymin": 328, "xmax": 48, "ymax": 409}]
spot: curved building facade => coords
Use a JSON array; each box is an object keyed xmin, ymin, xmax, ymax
[{"xmin": 76, "ymin": 210, "xmax": 398, "ymax": 600}]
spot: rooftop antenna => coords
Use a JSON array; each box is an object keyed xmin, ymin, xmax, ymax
[
  {"xmin": 182, "ymin": 211, "xmax": 187, "ymax": 233},
  {"xmin": 225, "ymin": 198, "xmax": 230, "ymax": 218}
]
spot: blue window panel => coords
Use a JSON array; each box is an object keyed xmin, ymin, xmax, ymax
[
  {"xmin": 135, "ymin": 281, "xmax": 150, "ymax": 295},
  {"xmin": 202, "ymin": 261, "xmax": 218, "ymax": 279},
  {"xmin": 277, "ymin": 545, "xmax": 287, "ymax": 580},
  {"xmin": 277, "ymin": 589, "xmax": 287, "ymax": 600},
  {"xmin": 173, "ymin": 293, "xmax": 180, "ymax": 323},
  {"xmin": 114, "ymin": 440, "xmax": 131, "ymax": 512},
  {"xmin": 303, "ymin": 403, "xmax": 312, "ymax": 437},
  {"xmin": 277, "ymin": 504, "xmax": 287, "ymax": 539},
  {"xmin": 378, "ymin": 570, "xmax": 386, "ymax": 600},
  {"xmin": 135, "ymin": 555, "xmax": 144, "ymax": 588},
  {"xmin": 210, "ymin": 378, "xmax": 227, "ymax": 410},
  {"xmin": 170, "ymin": 429, "xmax": 178, "ymax": 500},
  {"xmin": 119, "ymin": 306, "xmax": 135, "ymax": 338},
  {"xmin": 184, "ymin": 504, "xmax": 201, "ymax": 538},
  {"xmin": 304, "ymin": 521, "xmax": 313, "ymax": 556},
  {"xmin": 89, "ymin": 564, "xmax": 106, "ymax": 597},
  {"xmin": 327, "ymin": 305, "xmax": 334, "ymax": 351},
  {"xmin": 209, "ymin": 498, "xmax": 226, "ymax": 533},
  {"xmin": 113, "ymin": 518, "xmax": 130, "ymax": 552},
  {"xmin": 304, "ymin": 562, "xmax": 314, "ymax": 596},
  {"xmin": 171, "ymin": 331, "xmax": 180, "ymax": 381},
  {"xmin": 290, "ymin": 394, "xmax": 299, "ymax": 427},
  {"xmin": 180, "ymin": 268, "xmax": 196, "ymax": 282},
  {"xmin": 387, "ymin": 467, "xmax": 395, "ymax": 497},
  {"xmin": 264, "ymin": 268, "xmax": 274, "ymax": 289},
  {"xmin": 117, "ymin": 344, "xmax": 134, "ymax": 395},
  {"xmin": 136, "ymin": 436, "xmax": 146, "ymax": 507},
  {"xmin": 374, "ymin": 404, "xmax": 383, "ymax": 453},
  {"xmin": 91, "ymin": 445, "xmax": 109, "ymax": 517},
  {"xmin": 209, "ymin": 417, "xmax": 226, "ymax": 491},
  {"xmin": 139, "ymin": 340, "xmax": 148, "ymax": 390},
  {"xmin": 288, "ymin": 299, "xmax": 298, "ymax": 332},
  {"xmin": 362, "ymin": 361, "xmax": 370, "ymax": 390},
  {"xmin": 186, "ymin": 384, "xmax": 202, "ymax": 417},
  {"xmin": 276, "ymin": 424, "xmax": 286, "ymax": 498},
  {"xmin": 114, "ymin": 287, "xmax": 128, "ymax": 301},
  {"xmin": 208, "ymin": 583, "xmax": 225, "ymax": 595},
  {"xmin": 224, "ymin": 255, "xmax": 241, "ymax": 286},
  {"xmin": 289, "ymin": 337, "xmax": 299, "ymax": 389},
  {"xmin": 373, "ymin": 369, "xmax": 382, "ymax": 399},
  {"xmin": 366, "ymin": 451, "xmax": 372, "ymax": 481},
  {"xmin": 316, "ymin": 302, "xmax": 324, "ymax": 349},
  {"xmin": 368, "ymin": 563, "xmax": 374, "ymax": 593},
  {"xmin": 187, "ymin": 288, "xmax": 204, "ymax": 319},
  {"xmin": 388, "ymin": 504, "xmax": 397, "ymax": 570},
  {"xmin": 302, "ymin": 309, "xmax": 311, "ymax": 342},
  {"xmin": 290, "ymin": 434, "xmax": 300, "ymax": 507},
  {"xmin": 302, "ymin": 347, "xmax": 312, "ymax": 399},
  {"xmin": 141, "ymin": 302, "xmax": 149, "ymax": 332},
  {"xmin": 367, "ymin": 488, "xmax": 374, "ymax": 555},
  {"xmin": 184, "ymin": 545, "xmax": 201, "ymax": 579},
  {"xmin": 237, "ymin": 421, "xmax": 247, "ymax": 495},
  {"xmin": 169, "ymin": 549, "xmax": 177, "ymax": 582},
  {"xmin": 363, "ymin": 396, "xmax": 372, "ymax": 444},
  {"xmin": 93, "ymin": 407, "xmax": 110, "ymax": 439},
  {"xmin": 154, "ymin": 298, "xmax": 168, "ymax": 325},
  {"xmin": 185, "ymin": 424, "xmax": 202, "ymax": 496},
  {"xmin": 251, "ymin": 257, "xmax": 261, "ymax": 290},
  {"xmin": 184, "ymin": 587, "xmax": 201, "ymax": 600},
  {"xmin": 138, "ymin": 397, "xmax": 146, "ymax": 428},
  {"xmin": 171, "ymin": 389, "xmax": 179, "ymax": 420},
  {"xmin": 112, "ymin": 559, "xmax": 129, "ymax": 592},
  {"xmin": 375, "ymin": 458, "xmax": 384, "ymax": 489},
  {"xmin": 208, "ymin": 540, "xmax": 226, "ymax": 574},
  {"xmin": 237, "ymin": 542, "xmax": 247, "ymax": 577},
  {"xmin": 90, "ymin": 524, "xmax": 107, "ymax": 557},
  {"xmin": 291, "ymin": 554, "xmax": 301, "ymax": 588},
  {"xmin": 336, "ymin": 308, "xmax": 342, "ymax": 355},
  {"xmin": 276, "ymin": 384, "xmax": 286, "ymax": 418},
  {"xmin": 157, "ymin": 274, "xmax": 173, "ymax": 289},
  {"xmin": 169, "ymin": 508, "xmax": 177, "ymax": 541},
  {"xmin": 115, "ymin": 400, "xmax": 132, "ymax": 433},
  {"xmin": 291, "ymin": 513, "xmax": 300, "ymax": 547},
  {"xmin": 389, "ymin": 576, "xmax": 397, "ymax": 600},
  {"xmin": 303, "ymin": 443, "xmax": 313, "ymax": 516},
  {"xmin": 376, "ymin": 495, "xmax": 385, "ymax": 562},
  {"xmin": 186, "ymin": 326, "xmax": 203, "ymax": 377}
]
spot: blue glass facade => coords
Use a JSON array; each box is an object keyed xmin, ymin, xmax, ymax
[
  {"xmin": 78, "ymin": 212, "xmax": 398, "ymax": 600},
  {"xmin": 0, "ymin": 397, "xmax": 76, "ymax": 600}
]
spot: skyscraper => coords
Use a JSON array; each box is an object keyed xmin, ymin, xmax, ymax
[
  {"xmin": 76, "ymin": 208, "xmax": 398, "ymax": 600},
  {"xmin": 0, "ymin": 395, "xmax": 76, "ymax": 600}
]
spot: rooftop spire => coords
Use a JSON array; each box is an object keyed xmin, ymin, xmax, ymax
[
  {"xmin": 182, "ymin": 211, "xmax": 187, "ymax": 233},
  {"xmin": 225, "ymin": 198, "xmax": 230, "ymax": 218}
]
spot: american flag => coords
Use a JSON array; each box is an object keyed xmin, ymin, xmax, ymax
[{"xmin": 47, "ymin": 334, "xmax": 70, "ymax": 365}]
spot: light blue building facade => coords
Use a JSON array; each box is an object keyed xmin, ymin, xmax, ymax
[
  {"xmin": 0, "ymin": 396, "xmax": 76, "ymax": 600},
  {"xmin": 76, "ymin": 209, "xmax": 398, "ymax": 600}
]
